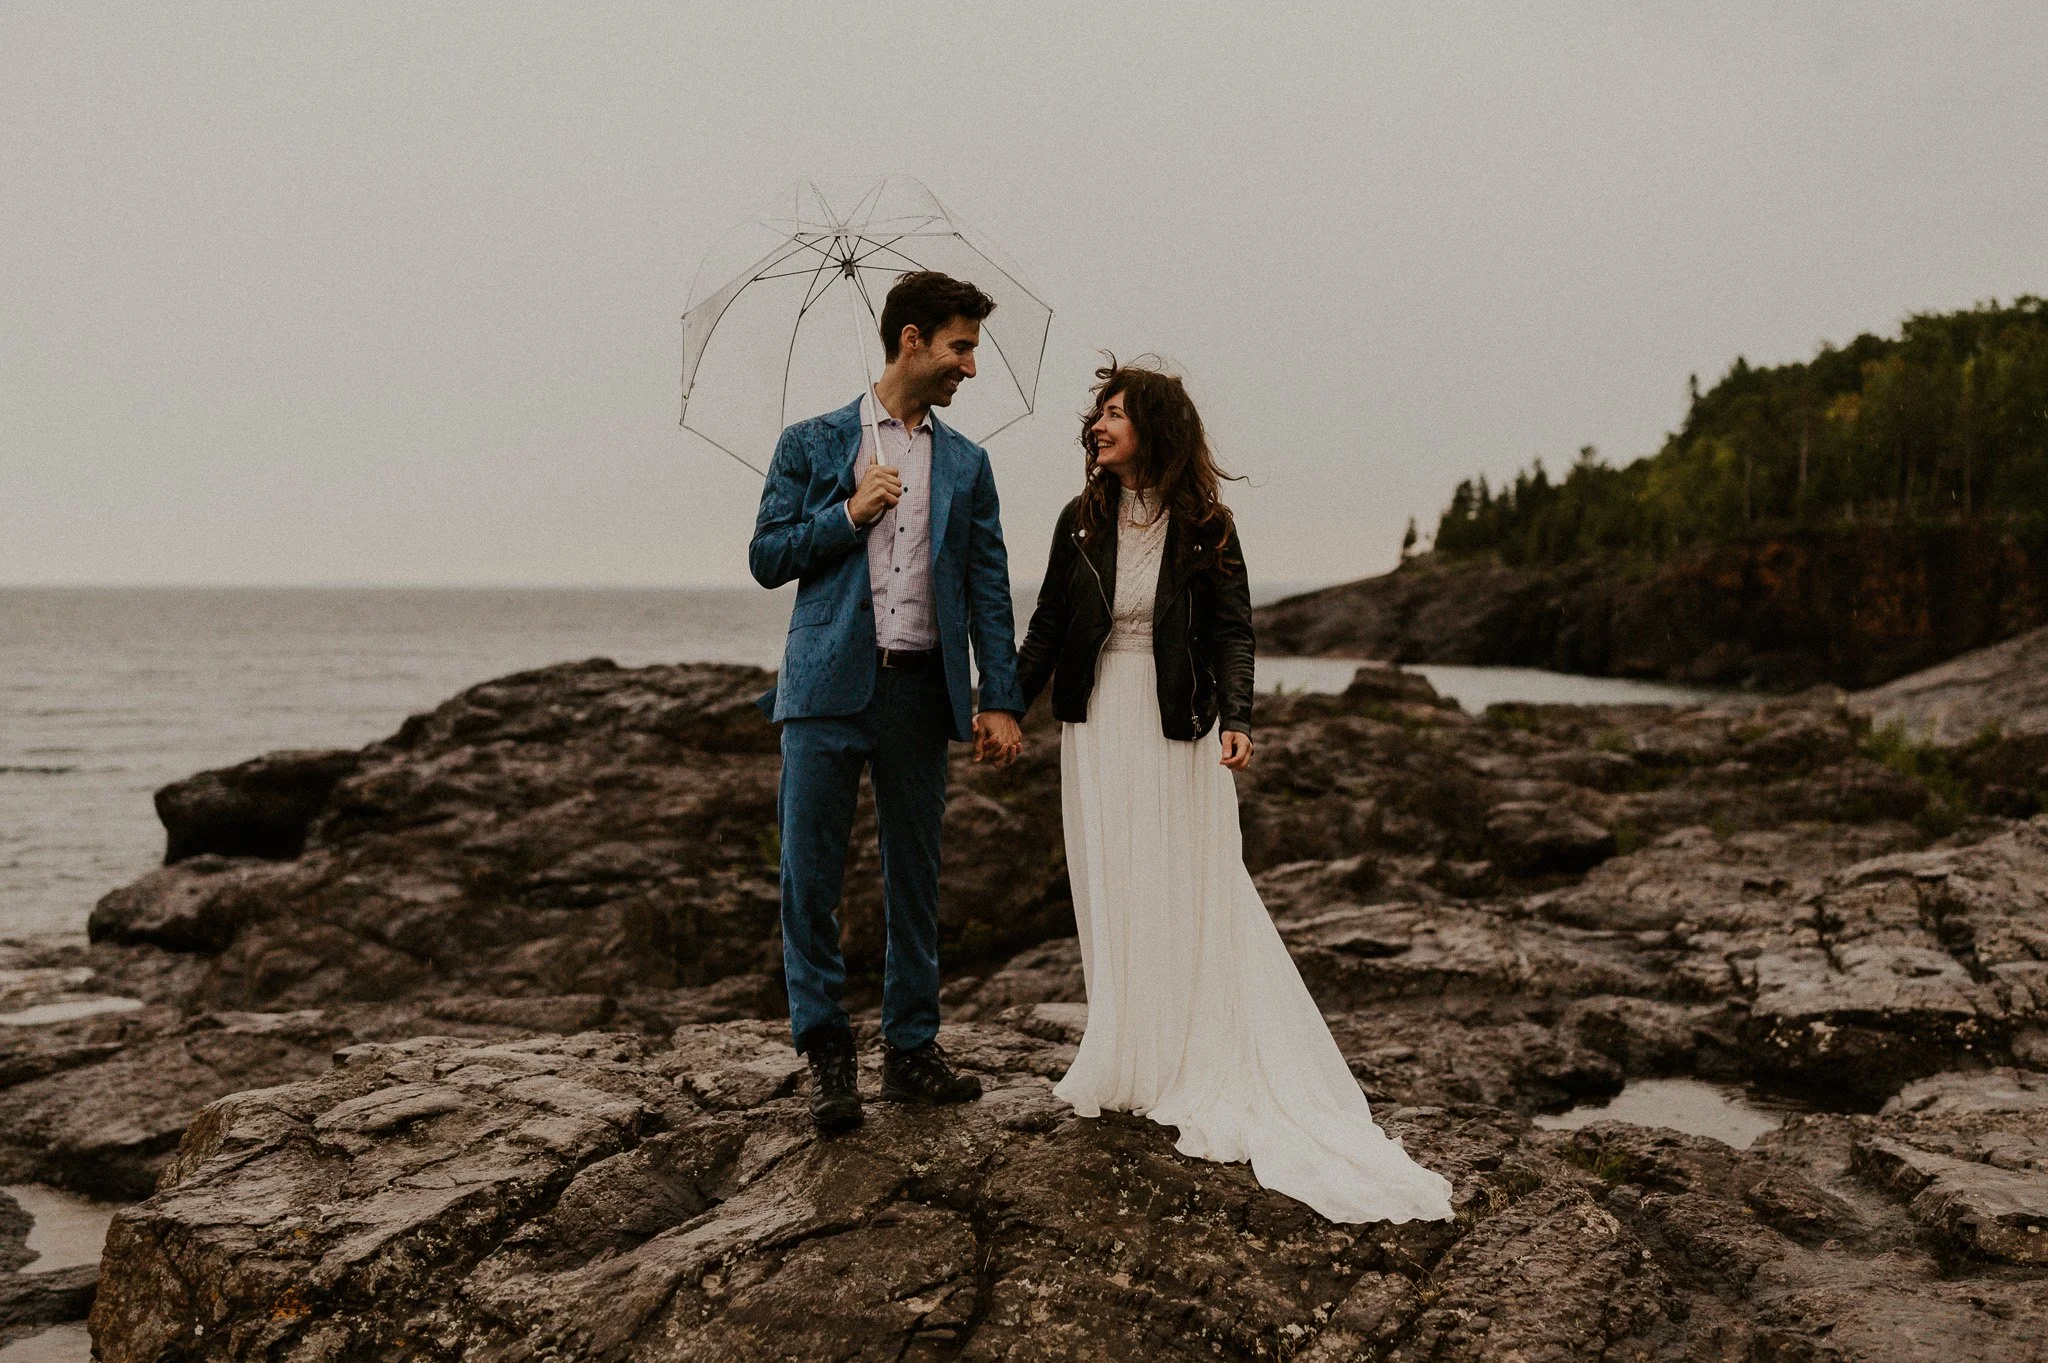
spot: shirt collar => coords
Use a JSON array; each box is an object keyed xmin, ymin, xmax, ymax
[{"xmin": 864, "ymin": 389, "xmax": 931, "ymax": 433}]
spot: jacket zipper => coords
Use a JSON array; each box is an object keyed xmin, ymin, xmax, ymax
[
  {"xmin": 1074, "ymin": 529, "xmax": 1114, "ymax": 681},
  {"xmin": 1187, "ymin": 590, "xmax": 1201, "ymax": 734}
]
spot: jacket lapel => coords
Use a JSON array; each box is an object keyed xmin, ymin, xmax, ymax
[
  {"xmin": 1153, "ymin": 516, "xmax": 1188, "ymax": 629},
  {"xmin": 927, "ymin": 419, "xmax": 962, "ymax": 564},
  {"xmin": 1075, "ymin": 503, "xmax": 1117, "ymax": 613},
  {"xmin": 822, "ymin": 396, "xmax": 866, "ymax": 496}
]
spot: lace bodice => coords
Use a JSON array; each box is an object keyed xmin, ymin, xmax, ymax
[{"xmin": 1105, "ymin": 486, "xmax": 1168, "ymax": 653}]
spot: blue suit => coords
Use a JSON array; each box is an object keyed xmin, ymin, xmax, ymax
[{"xmin": 749, "ymin": 395, "xmax": 1024, "ymax": 1054}]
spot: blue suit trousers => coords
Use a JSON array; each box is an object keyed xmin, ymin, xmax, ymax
[{"xmin": 777, "ymin": 663, "xmax": 951, "ymax": 1055}]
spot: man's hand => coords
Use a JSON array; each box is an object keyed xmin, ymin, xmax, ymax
[
  {"xmin": 973, "ymin": 711, "xmax": 1023, "ymax": 767},
  {"xmin": 1220, "ymin": 730, "xmax": 1254, "ymax": 771},
  {"xmin": 847, "ymin": 458, "xmax": 903, "ymax": 527}
]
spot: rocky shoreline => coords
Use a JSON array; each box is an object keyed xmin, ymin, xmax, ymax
[
  {"xmin": 1, "ymin": 652, "xmax": 2044, "ymax": 1359},
  {"xmin": 1254, "ymin": 532, "xmax": 2048, "ymax": 691}
]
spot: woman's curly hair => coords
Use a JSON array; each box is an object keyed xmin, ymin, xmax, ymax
[{"xmin": 1076, "ymin": 354, "xmax": 1242, "ymax": 569}]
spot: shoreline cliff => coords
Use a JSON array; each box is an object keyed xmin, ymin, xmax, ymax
[{"xmin": 1255, "ymin": 528, "xmax": 2048, "ymax": 691}]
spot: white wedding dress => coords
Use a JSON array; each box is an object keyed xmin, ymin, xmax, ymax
[{"xmin": 1053, "ymin": 487, "xmax": 1457, "ymax": 1224}]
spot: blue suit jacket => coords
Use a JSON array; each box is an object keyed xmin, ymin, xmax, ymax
[{"xmin": 749, "ymin": 396, "xmax": 1025, "ymax": 741}]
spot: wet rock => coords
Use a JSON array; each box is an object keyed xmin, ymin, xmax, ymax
[
  {"xmin": 0, "ymin": 1010, "xmax": 352, "ymax": 1198},
  {"xmin": 0, "ymin": 1189, "xmax": 98, "ymax": 1344},
  {"xmin": 0, "ymin": 1263, "xmax": 97, "ymax": 1341},
  {"xmin": 87, "ymin": 1026, "xmax": 1491, "ymax": 1363},
  {"xmin": 65, "ymin": 664, "xmax": 1074, "ymax": 1013},
  {"xmin": 1853, "ymin": 1135, "xmax": 2048, "ymax": 1263},
  {"xmin": 87, "ymin": 855, "xmax": 279, "ymax": 954},
  {"xmin": 49, "ymin": 652, "xmax": 2048, "ymax": 1359},
  {"xmin": 1735, "ymin": 824, "xmax": 2048, "ymax": 1100},
  {"xmin": 1852, "ymin": 623, "xmax": 2048, "ymax": 745},
  {"xmin": 1341, "ymin": 662, "xmax": 1454, "ymax": 709},
  {"xmin": 425, "ymin": 994, "xmax": 618, "ymax": 1033},
  {"xmin": 1483, "ymin": 800, "xmax": 1617, "ymax": 876},
  {"xmin": 1563, "ymin": 994, "xmax": 1720, "ymax": 1074},
  {"xmin": 156, "ymin": 747, "xmax": 361, "ymax": 864}
]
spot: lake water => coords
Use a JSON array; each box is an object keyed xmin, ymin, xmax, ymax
[{"xmin": 0, "ymin": 587, "xmax": 1721, "ymax": 942}]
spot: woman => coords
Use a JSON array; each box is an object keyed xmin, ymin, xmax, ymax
[{"xmin": 1016, "ymin": 358, "xmax": 1456, "ymax": 1225}]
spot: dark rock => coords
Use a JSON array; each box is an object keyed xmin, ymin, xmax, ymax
[
  {"xmin": 80, "ymin": 1026, "xmax": 1484, "ymax": 1363},
  {"xmin": 0, "ymin": 1010, "xmax": 353, "ymax": 1198},
  {"xmin": 0, "ymin": 1264, "xmax": 97, "ymax": 1339},
  {"xmin": 1341, "ymin": 662, "xmax": 1454, "ymax": 709},
  {"xmin": 1852, "ymin": 1135, "xmax": 2048, "ymax": 1263},
  {"xmin": 45, "ymin": 650, "xmax": 2048, "ymax": 1359},
  {"xmin": 1735, "ymin": 822, "xmax": 2048, "ymax": 1101},
  {"xmin": 1254, "ymin": 533, "xmax": 2048, "ymax": 691},
  {"xmin": 156, "ymin": 748, "xmax": 360, "ymax": 863},
  {"xmin": 87, "ymin": 855, "xmax": 277, "ymax": 953},
  {"xmin": 1484, "ymin": 800, "xmax": 1617, "ymax": 876},
  {"xmin": 1852, "ymin": 624, "xmax": 2048, "ymax": 746}
]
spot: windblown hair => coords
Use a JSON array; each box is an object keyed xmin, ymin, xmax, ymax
[
  {"xmin": 878, "ymin": 271, "xmax": 997, "ymax": 360},
  {"xmin": 1077, "ymin": 355, "xmax": 1241, "ymax": 568}
]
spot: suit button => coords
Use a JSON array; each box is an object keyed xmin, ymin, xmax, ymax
[{"xmin": 858, "ymin": 600, "xmax": 871, "ymax": 612}]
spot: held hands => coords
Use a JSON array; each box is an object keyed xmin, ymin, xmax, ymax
[
  {"xmin": 1220, "ymin": 731, "xmax": 1254, "ymax": 771},
  {"xmin": 973, "ymin": 711, "xmax": 1024, "ymax": 767},
  {"xmin": 848, "ymin": 455, "xmax": 903, "ymax": 527}
]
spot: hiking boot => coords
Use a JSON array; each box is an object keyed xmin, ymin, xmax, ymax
[
  {"xmin": 880, "ymin": 1039, "xmax": 982, "ymax": 1104},
  {"xmin": 807, "ymin": 1048, "xmax": 863, "ymax": 1135}
]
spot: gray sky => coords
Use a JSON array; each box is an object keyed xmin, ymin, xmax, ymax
[{"xmin": 5, "ymin": 2, "xmax": 2044, "ymax": 590}]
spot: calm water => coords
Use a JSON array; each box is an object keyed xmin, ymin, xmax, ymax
[
  {"xmin": 1531, "ymin": 1076, "xmax": 1811, "ymax": 1148},
  {"xmin": 0, "ymin": 587, "xmax": 1718, "ymax": 942}
]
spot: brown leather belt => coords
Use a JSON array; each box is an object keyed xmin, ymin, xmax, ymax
[{"xmin": 876, "ymin": 647, "xmax": 936, "ymax": 671}]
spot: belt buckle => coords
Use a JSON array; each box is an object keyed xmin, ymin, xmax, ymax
[{"xmin": 880, "ymin": 647, "xmax": 899, "ymax": 670}]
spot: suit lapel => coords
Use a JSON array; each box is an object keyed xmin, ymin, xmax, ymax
[
  {"xmin": 927, "ymin": 420, "xmax": 962, "ymax": 564},
  {"xmin": 822, "ymin": 396, "xmax": 866, "ymax": 497}
]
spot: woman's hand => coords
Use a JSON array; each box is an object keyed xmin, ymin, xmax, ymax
[{"xmin": 1219, "ymin": 731, "xmax": 1253, "ymax": 771}]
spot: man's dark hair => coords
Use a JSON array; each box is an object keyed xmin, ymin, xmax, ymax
[{"xmin": 879, "ymin": 271, "xmax": 996, "ymax": 361}]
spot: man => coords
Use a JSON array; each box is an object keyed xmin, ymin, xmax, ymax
[{"xmin": 749, "ymin": 270, "xmax": 1027, "ymax": 1135}]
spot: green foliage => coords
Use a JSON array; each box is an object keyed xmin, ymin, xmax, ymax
[
  {"xmin": 1592, "ymin": 728, "xmax": 1632, "ymax": 754},
  {"xmin": 1483, "ymin": 703, "xmax": 1542, "ymax": 732},
  {"xmin": 1858, "ymin": 722, "xmax": 1972, "ymax": 836},
  {"xmin": 1433, "ymin": 299, "xmax": 2048, "ymax": 564}
]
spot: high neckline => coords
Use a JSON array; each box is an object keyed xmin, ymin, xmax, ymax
[{"xmin": 1120, "ymin": 484, "xmax": 1163, "ymax": 527}]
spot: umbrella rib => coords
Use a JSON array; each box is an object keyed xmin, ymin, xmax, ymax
[
  {"xmin": 679, "ymin": 425, "xmax": 768, "ymax": 477},
  {"xmin": 849, "ymin": 266, "xmax": 883, "ymax": 322},
  {"xmin": 933, "ymin": 229, "xmax": 1054, "ymax": 314},
  {"xmin": 848, "ymin": 234, "xmax": 909, "ymax": 266},
  {"xmin": 979, "ymin": 317, "xmax": 1032, "ymax": 412},
  {"xmin": 848, "ymin": 240, "xmax": 933, "ymax": 275},
  {"xmin": 852, "ymin": 233, "xmax": 1036, "ymax": 416},
  {"xmin": 681, "ymin": 236, "xmax": 824, "ymax": 400},
  {"xmin": 750, "ymin": 263, "xmax": 859, "ymax": 283},
  {"xmin": 779, "ymin": 246, "xmax": 843, "ymax": 428}
]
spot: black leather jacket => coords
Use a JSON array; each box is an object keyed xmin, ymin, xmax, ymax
[{"xmin": 1017, "ymin": 495, "xmax": 1255, "ymax": 740}]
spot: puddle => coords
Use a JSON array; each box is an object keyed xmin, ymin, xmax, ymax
[
  {"xmin": 0, "ymin": 997, "xmax": 144, "ymax": 1026},
  {"xmin": 0, "ymin": 1323, "xmax": 91, "ymax": 1363},
  {"xmin": 1, "ymin": 1185, "xmax": 119, "ymax": 1272},
  {"xmin": 1530, "ymin": 1076, "xmax": 1803, "ymax": 1149}
]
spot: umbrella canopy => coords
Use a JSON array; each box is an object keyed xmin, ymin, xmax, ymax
[{"xmin": 680, "ymin": 177, "xmax": 1052, "ymax": 473}]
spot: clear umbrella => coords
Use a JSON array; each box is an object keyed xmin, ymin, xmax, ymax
[{"xmin": 680, "ymin": 176, "xmax": 1053, "ymax": 474}]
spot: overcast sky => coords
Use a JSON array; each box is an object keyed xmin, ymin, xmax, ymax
[{"xmin": 5, "ymin": 2, "xmax": 2044, "ymax": 591}]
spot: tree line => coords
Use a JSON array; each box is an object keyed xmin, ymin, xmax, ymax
[{"xmin": 1431, "ymin": 298, "xmax": 2048, "ymax": 565}]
